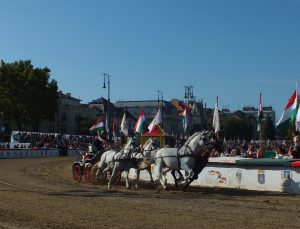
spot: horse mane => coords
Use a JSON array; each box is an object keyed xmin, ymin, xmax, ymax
[
  {"xmin": 124, "ymin": 137, "xmax": 133, "ymax": 150},
  {"xmin": 143, "ymin": 138, "xmax": 152, "ymax": 149},
  {"xmin": 184, "ymin": 132, "xmax": 200, "ymax": 146}
]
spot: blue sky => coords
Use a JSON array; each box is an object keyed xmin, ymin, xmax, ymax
[{"xmin": 1, "ymin": 0, "xmax": 300, "ymax": 121}]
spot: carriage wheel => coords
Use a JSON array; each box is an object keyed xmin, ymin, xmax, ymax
[
  {"xmin": 72, "ymin": 164, "xmax": 82, "ymax": 183},
  {"xmin": 84, "ymin": 163, "xmax": 93, "ymax": 184}
]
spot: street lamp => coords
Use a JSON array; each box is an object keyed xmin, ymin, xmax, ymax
[
  {"xmin": 157, "ymin": 90, "xmax": 163, "ymax": 128},
  {"xmin": 103, "ymin": 73, "xmax": 111, "ymax": 139},
  {"xmin": 0, "ymin": 112, "xmax": 4, "ymax": 143}
]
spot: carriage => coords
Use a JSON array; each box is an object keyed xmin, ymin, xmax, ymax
[
  {"xmin": 72, "ymin": 151, "xmax": 102, "ymax": 183},
  {"xmin": 72, "ymin": 140, "xmax": 122, "ymax": 184}
]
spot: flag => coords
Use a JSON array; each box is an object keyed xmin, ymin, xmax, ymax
[
  {"xmin": 212, "ymin": 96, "xmax": 220, "ymax": 133},
  {"xmin": 89, "ymin": 118, "xmax": 105, "ymax": 132},
  {"xmin": 148, "ymin": 108, "xmax": 162, "ymax": 132},
  {"xmin": 257, "ymin": 93, "xmax": 263, "ymax": 132},
  {"xmin": 134, "ymin": 110, "xmax": 145, "ymax": 133},
  {"xmin": 182, "ymin": 105, "xmax": 189, "ymax": 132},
  {"xmin": 105, "ymin": 114, "xmax": 109, "ymax": 134},
  {"xmin": 112, "ymin": 114, "xmax": 117, "ymax": 137},
  {"xmin": 120, "ymin": 111, "xmax": 128, "ymax": 136},
  {"xmin": 296, "ymin": 106, "xmax": 300, "ymax": 131},
  {"xmin": 277, "ymin": 90, "xmax": 298, "ymax": 133}
]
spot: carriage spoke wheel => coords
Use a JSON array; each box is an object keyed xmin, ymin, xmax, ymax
[
  {"xmin": 84, "ymin": 163, "xmax": 93, "ymax": 184},
  {"xmin": 72, "ymin": 164, "xmax": 82, "ymax": 183}
]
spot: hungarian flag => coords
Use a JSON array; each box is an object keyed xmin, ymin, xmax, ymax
[
  {"xmin": 112, "ymin": 114, "xmax": 117, "ymax": 137},
  {"xmin": 134, "ymin": 110, "xmax": 145, "ymax": 133},
  {"xmin": 277, "ymin": 90, "xmax": 298, "ymax": 133},
  {"xmin": 89, "ymin": 118, "xmax": 105, "ymax": 132},
  {"xmin": 257, "ymin": 93, "xmax": 263, "ymax": 132},
  {"xmin": 182, "ymin": 105, "xmax": 190, "ymax": 132}
]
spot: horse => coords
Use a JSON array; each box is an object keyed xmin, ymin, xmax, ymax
[
  {"xmin": 107, "ymin": 137, "xmax": 160, "ymax": 190},
  {"xmin": 91, "ymin": 137, "xmax": 135, "ymax": 184},
  {"xmin": 154, "ymin": 130, "xmax": 212, "ymax": 190},
  {"xmin": 134, "ymin": 138, "xmax": 161, "ymax": 189}
]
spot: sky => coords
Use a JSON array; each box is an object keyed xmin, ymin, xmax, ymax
[{"xmin": 1, "ymin": 0, "xmax": 300, "ymax": 121}]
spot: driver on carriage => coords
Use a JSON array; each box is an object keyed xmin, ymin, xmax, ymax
[{"xmin": 93, "ymin": 130, "xmax": 109, "ymax": 153}]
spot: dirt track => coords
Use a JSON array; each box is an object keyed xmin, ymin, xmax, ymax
[{"xmin": 0, "ymin": 157, "xmax": 299, "ymax": 229}]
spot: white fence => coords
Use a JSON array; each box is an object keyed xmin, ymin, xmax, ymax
[
  {"xmin": 0, "ymin": 149, "xmax": 59, "ymax": 158},
  {"xmin": 131, "ymin": 157, "xmax": 300, "ymax": 194}
]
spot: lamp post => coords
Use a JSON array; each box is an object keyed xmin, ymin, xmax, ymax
[
  {"xmin": 103, "ymin": 73, "xmax": 111, "ymax": 139},
  {"xmin": 157, "ymin": 90, "xmax": 163, "ymax": 128},
  {"xmin": 0, "ymin": 112, "xmax": 4, "ymax": 143}
]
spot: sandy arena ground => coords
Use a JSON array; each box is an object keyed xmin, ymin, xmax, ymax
[{"xmin": 0, "ymin": 157, "xmax": 299, "ymax": 229}]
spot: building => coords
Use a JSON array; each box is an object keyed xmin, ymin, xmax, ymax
[
  {"xmin": 242, "ymin": 106, "xmax": 276, "ymax": 124},
  {"xmin": 114, "ymin": 100, "xmax": 182, "ymax": 136},
  {"xmin": 40, "ymin": 92, "xmax": 99, "ymax": 134}
]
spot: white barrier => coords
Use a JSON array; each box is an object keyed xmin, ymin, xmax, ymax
[
  {"xmin": 130, "ymin": 157, "xmax": 300, "ymax": 194},
  {"xmin": 67, "ymin": 149, "xmax": 81, "ymax": 158},
  {"xmin": 0, "ymin": 149, "xmax": 59, "ymax": 158},
  {"xmin": 0, "ymin": 149, "xmax": 82, "ymax": 159}
]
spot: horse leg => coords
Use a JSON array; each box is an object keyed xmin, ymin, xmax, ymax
[
  {"xmin": 176, "ymin": 170, "xmax": 184, "ymax": 181},
  {"xmin": 147, "ymin": 166, "xmax": 155, "ymax": 184},
  {"xmin": 135, "ymin": 169, "xmax": 140, "ymax": 190},
  {"xmin": 123, "ymin": 169, "xmax": 130, "ymax": 189},
  {"xmin": 107, "ymin": 163, "xmax": 119, "ymax": 189},
  {"xmin": 180, "ymin": 169, "xmax": 194, "ymax": 189},
  {"xmin": 171, "ymin": 170, "xmax": 179, "ymax": 187},
  {"xmin": 156, "ymin": 159, "xmax": 167, "ymax": 190},
  {"xmin": 91, "ymin": 163, "xmax": 98, "ymax": 184},
  {"xmin": 183, "ymin": 178, "xmax": 194, "ymax": 191}
]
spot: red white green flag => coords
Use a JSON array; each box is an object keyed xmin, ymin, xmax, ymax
[
  {"xmin": 89, "ymin": 118, "xmax": 105, "ymax": 132},
  {"xmin": 134, "ymin": 110, "xmax": 145, "ymax": 133},
  {"xmin": 112, "ymin": 114, "xmax": 117, "ymax": 137},
  {"xmin": 277, "ymin": 90, "xmax": 298, "ymax": 133}
]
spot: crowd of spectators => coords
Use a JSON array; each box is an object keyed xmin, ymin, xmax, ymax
[
  {"xmin": 211, "ymin": 135, "xmax": 300, "ymax": 159},
  {"xmin": 4, "ymin": 131, "xmax": 95, "ymax": 151},
  {"xmin": 1, "ymin": 131, "xmax": 300, "ymax": 159}
]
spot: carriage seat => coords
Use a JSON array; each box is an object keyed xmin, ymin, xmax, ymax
[{"xmin": 83, "ymin": 151, "xmax": 103, "ymax": 165}]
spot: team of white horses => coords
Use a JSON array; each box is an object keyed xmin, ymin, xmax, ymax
[{"xmin": 90, "ymin": 130, "xmax": 214, "ymax": 191}]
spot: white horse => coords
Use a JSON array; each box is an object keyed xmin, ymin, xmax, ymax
[
  {"xmin": 154, "ymin": 131, "xmax": 212, "ymax": 190},
  {"xmin": 91, "ymin": 137, "xmax": 135, "ymax": 184},
  {"xmin": 108, "ymin": 138, "xmax": 160, "ymax": 190}
]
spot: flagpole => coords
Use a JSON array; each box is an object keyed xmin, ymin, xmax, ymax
[
  {"xmin": 216, "ymin": 96, "xmax": 219, "ymax": 140},
  {"xmin": 296, "ymin": 82, "xmax": 298, "ymax": 132},
  {"xmin": 259, "ymin": 93, "xmax": 262, "ymax": 158},
  {"xmin": 140, "ymin": 106, "xmax": 143, "ymax": 148}
]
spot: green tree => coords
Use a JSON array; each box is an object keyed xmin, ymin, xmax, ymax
[
  {"xmin": 262, "ymin": 115, "xmax": 276, "ymax": 140},
  {"xmin": 0, "ymin": 60, "xmax": 58, "ymax": 130},
  {"xmin": 221, "ymin": 111, "xmax": 255, "ymax": 140}
]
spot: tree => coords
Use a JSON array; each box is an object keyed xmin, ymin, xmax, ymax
[
  {"xmin": 0, "ymin": 60, "xmax": 58, "ymax": 130},
  {"xmin": 262, "ymin": 115, "xmax": 276, "ymax": 140},
  {"xmin": 221, "ymin": 111, "xmax": 255, "ymax": 140}
]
